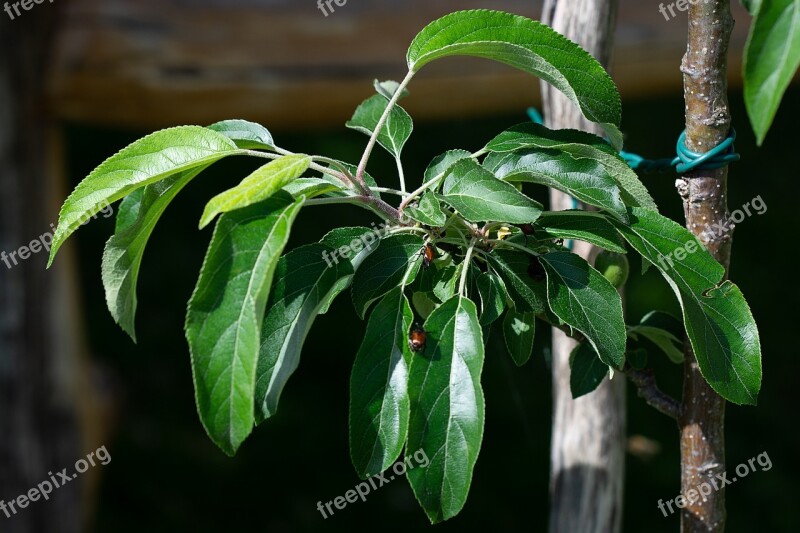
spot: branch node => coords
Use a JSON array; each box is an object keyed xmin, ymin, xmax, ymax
[{"xmin": 625, "ymin": 367, "xmax": 681, "ymax": 420}]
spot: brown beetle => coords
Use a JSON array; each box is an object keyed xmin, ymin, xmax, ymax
[
  {"xmin": 409, "ymin": 326, "xmax": 427, "ymax": 353},
  {"xmin": 528, "ymin": 256, "xmax": 546, "ymax": 282},
  {"xmin": 422, "ymin": 244, "xmax": 435, "ymax": 268}
]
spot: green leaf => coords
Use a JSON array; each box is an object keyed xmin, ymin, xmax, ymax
[
  {"xmin": 350, "ymin": 287, "xmax": 414, "ymax": 479},
  {"xmin": 374, "ymin": 79, "xmax": 410, "ymax": 101},
  {"xmin": 351, "ymin": 234, "xmax": 425, "ymax": 318},
  {"xmin": 432, "ymin": 263, "xmax": 462, "ymax": 303},
  {"xmin": 569, "ymin": 343, "xmax": 609, "ymax": 398},
  {"xmin": 185, "ymin": 193, "xmax": 303, "ymax": 455},
  {"xmin": 485, "ymin": 250, "xmax": 547, "ymax": 314},
  {"xmin": 318, "ymin": 226, "xmax": 381, "ymax": 314},
  {"xmin": 405, "ymin": 192, "xmax": 447, "ymax": 226},
  {"xmin": 440, "ymin": 158, "xmax": 543, "ymax": 224},
  {"xmin": 503, "ymin": 309, "xmax": 536, "ymax": 366},
  {"xmin": 424, "ymin": 149, "xmax": 473, "ymax": 184},
  {"xmin": 629, "ymin": 325, "xmax": 684, "ymax": 364},
  {"xmin": 347, "ymin": 95, "xmax": 414, "ymax": 158},
  {"xmin": 407, "ymin": 10, "xmax": 622, "ymax": 144},
  {"xmin": 540, "ymin": 251, "xmax": 626, "ymax": 369},
  {"xmin": 103, "ymin": 165, "xmax": 210, "ymax": 341},
  {"xmin": 629, "ymin": 311, "xmax": 684, "ymax": 364},
  {"xmin": 611, "ymin": 208, "xmax": 762, "ymax": 404},
  {"xmin": 484, "ymin": 149, "xmax": 626, "ymax": 221},
  {"xmin": 412, "ymin": 291, "xmax": 439, "ymax": 320},
  {"xmin": 485, "ymin": 123, "xmax": 657, "ymax": 210},
  {"xmin": 256, "ymin": 244, "xmax": 353, "ymax": 421},
  {"xmin": 534, "ymin": 211, "xmax": 627, "ymax": 252},
  {"xmin": 283, "ymin": 177, "xmax": 341, "ymax": 199},
  {"xmin": 476, "ymin": 272, "xmax": 507, "ymax": 326},
  {"xmin": 207, "ymin": 119, "xmax": 275, "ymax": 150},
  {"xmin": 199, "ymin": 154, "xmax": 310, "ymax": 229},
  {"xmin": 407, "ymin": 296, "xmax": 485, "ymax": 523},
  {"xmin": 49, "ymin": 126, "xmax": 240, "ymax": 266},
  {"xmin": 743, "ymin": 0, "xmax": 800, "ymax": 144}
]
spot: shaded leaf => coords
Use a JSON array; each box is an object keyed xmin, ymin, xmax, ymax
[
  {"xmin": 424, "ymin": 149, "xmax": 473, "ymax": 183},
  {"xmin": 185, "ymin": 193, "xmax": 303, "ymax": 455},
  {"xmin": 503, "ymin": 309, "xmax": 536, "ymax": 366},
  {"xmin": 318, "ymin": 226, "xmax": 381, "ymax": 314},
  {"xmin": 540, "ymin": 251, "xmax": 626, "ymax": 368},
  {"xmin": 407, "ymin": 296, "xmax": 485, "ymax": 523},
  {"xmin": 485, "ymin": 249, "xmax": 547, "ymax": 314},
  {"xmin": 405, "ymin": 192, "xmax": 447, "ymax": 226},
  {"xmin": 103, "ymin": 165, "xmax": 210, "ymax": 341},
  {"xmin": 476, "ymin": 271, "xmax": 507, "ymax": 326},
  {"xmin": 484, "ymin": 148, "xmax": 627, "ymax": 221},
  {"xmin": 569, "ymin": 343, "xmax": 609, "ymax": 398},
  {"xmin": 485, "ymin": 123, "xmax": 656, "ymax": 211},
  {"xmin": 534, "ymin": 210, "xmax": 627, "ymax": 252},
  {"xmin": 440, "ymin": 158, "xmax": 543, "ymax": 224},
  {"xmin": 351, "ymin": 234, "xmax": 425, "ymax": 318},
  {"xmin": 350, "ymin": 287, "xmax": 414, "ymax": 478},
  {"xmin": 611, "ymin": 208, "xmax": 762, "ymax": 404},
  {"xmin": 256, "ymin": 244, "xmax": 353, "ymax": 421}
]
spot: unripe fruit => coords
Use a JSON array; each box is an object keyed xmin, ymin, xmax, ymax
[{"xmin": 595, "ymin": 251, "xmax": 629, "ymax": 289}]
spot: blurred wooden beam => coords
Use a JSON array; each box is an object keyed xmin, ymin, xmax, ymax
[{"xmin": 49, "ymin": 0, "xmax": 754, "ymax": 130}]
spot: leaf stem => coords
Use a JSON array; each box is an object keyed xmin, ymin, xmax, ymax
[
  {"xmin": 304, "ymin": 197, "xmax": 364, "ymax": 207},
  {"xmin": 355, "ymin": 69, "xmax": 415, "ymax": 191},
  {"xmin": 398, "ymin": 148, "xmax": 487, "ymax": 213},
  {"xmin": 395, "ymin": 156, "xmax": 407, "ymax": 193},
  {"xmin": 487, "ymin": 239, "xmax": 539, "ymax": 257},
  {"xmin": 371, "ymin": 187, "xmax": 409, "ymax": 197},
  {"xmin": 459, "ymin": 238, "xmax": 478, "ymax": 296},
  {"xmin": 311, "ymin": 156, "xmax": 366, "ymax": 193}
]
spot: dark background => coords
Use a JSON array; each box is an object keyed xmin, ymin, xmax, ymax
[{"xmin": 1, "ymin": 0, "xmax": 797, "ymax": 531}]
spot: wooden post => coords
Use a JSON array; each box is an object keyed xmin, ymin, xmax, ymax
[
  {"xmin": 540, "ymin": 1, "xmax": 626, "ymax": 532},
  {"xmin": 0, "ymin": 11, "xmax": 90, "ymax": 532}
]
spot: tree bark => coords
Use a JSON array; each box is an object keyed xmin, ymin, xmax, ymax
[
  {"xmin": 540, "ymin": 2, "xmax": 626, "ymax": 532},
  {"xmin": 677, "ymin": 1, "xmax": 734, "ymax": 531},
  {"xmin": 0, "ymin": 11, "xmax": 89, "ymax": 533}
]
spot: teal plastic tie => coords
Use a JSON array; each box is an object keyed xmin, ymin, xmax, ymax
[
  {"xmin": 622, "ymin": 129, "xmax": 740, "ymax": 173},
  {"xmin": 527, "ymin": 107, "xmax": 544, "ymax": 125},
  {"xmin": 671, "ymin": 129, "xmax": 740, "ymax": 173},
  {"xmin": 528, "ymin": 107, "xmax": 739, "ymax": 174}
]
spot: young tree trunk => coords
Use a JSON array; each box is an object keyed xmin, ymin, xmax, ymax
[
  {"xmin": 677, "ymin": 1, "xmax": 734, "ymax": 531},
  {"xmin": 540, "ymin": 2, "xmax": 626, "ymax": 532}
]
